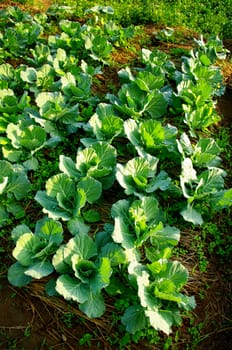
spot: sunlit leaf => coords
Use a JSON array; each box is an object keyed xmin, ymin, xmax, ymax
[
  {"xmin": 56, "ymin": 274, "xmax": 88, "ymax": 303},
  {"xmin": 25, "ymin": 260, "xmax": 54, "ymax": 279}
]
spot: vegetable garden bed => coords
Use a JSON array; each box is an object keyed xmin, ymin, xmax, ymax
[{"xmin": 0, "ymin": 2, "xmax": 232, "ymax": 349}]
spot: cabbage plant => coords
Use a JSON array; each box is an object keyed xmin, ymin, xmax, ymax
[
  {"xmin": 116, "ymin": 156, "xmax": 171, "ymax": 197},
  {"xmin": 8, "ymin": 218, "xmax": 63, "ymax": 286},
  {"xmin": 124, "ymin": 118, "xmax": 178, "ymax": 160},
  {"xmin": 110, "ymin": 196, "xmax": 195, "ymax": 335},
  {"xmin": 35, "ymin": 142, "xmax": 117, "ymax": 221},
  {"xmin": 0, "ymin": 160, "xmax": 31, "ymax": 226},
  {"xmin": 53, "ymin": 229, "xmax": 122, "ymax": 318}
]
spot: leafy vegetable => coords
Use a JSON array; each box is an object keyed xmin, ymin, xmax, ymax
[
  {"xmin": 8, "ymin": 218, "xmax": 63, "ymax": 286},
  {"xmin": 177, "ymin": 133, "xmax": 222, "ymax": 168},
  {"xmin": 53, "ymin": 231, "xmax": 122, "ymax": 318},
  {"xmin": 87, "ymin": 103, "xmax": 124, "ymax": 142},
  {"xmin": 180, "ymin": 158, "xmax": 227, "ymax": 224},
  {"xmin": 35, "ymin": 91, "xmax": 79, "ymax": 123},
  {"xmin": 107, "ymin": 81, "xmax": 168, "ymax": 119},
  {"xmin": 60, "ymin": 71, "xmax": 98, "ymax": 106},
  {"xmin": 4, "ymin": 120, "xmax": 47, "ymax": 163},
  {"xmin": 35, "ymin": 176, "xmax": 101, "ymax": 221},
  {"xmin": 0, "ymin": 89, "xmax": 30, "ymax": 115},
  {"xmin": 116, "ymin": 156, "xmax": 171, "ymax": 197},
  {"xmin": 20, "ymin": 64, "xmax": 56, "ymax": 92},
  {"xmin": 124, "ymin": 118, "xmax": 178, "ymax": 160},
  {"xmin": 74, "ymin": 141, "xmax": 117, "ymax": 189},
  {"xmin": 111, "ymin": 196, "xmax": 194, "ymax": 335},
  {"xmin": 0, "ymin": 160, "xmax": 31, "ymax": 225},
  {"xmin": 84, "ymin": 32, "xmax": 112, "ymax": 64}
]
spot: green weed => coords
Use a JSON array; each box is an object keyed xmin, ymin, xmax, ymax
[
  {"xmin": 79, "ymin": 333, "xmax": 92, "ymax": 346},
  {"xmin": 62, "ymin": 311, "xmax": 75, "ymax": 328},
  {"xmin": 192, "ymin": 235, "xmax": 208, "ymax": 273},
  {"xmin": 52, "ymin": 0, "xmax": 232, "ymax": 35}
]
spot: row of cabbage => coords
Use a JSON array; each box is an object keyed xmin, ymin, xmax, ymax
[{"xmin": 1, "ymin": 5, "xmax": 231, "ymax": 336}]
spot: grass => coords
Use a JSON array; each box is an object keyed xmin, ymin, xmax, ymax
[
  {"xmin": 3, "ymin": 0, "xmax": 232, "ymax": 36},
  {"xmin": 42, "ymin": 0, "xmax": 232, "ymax": 37}
]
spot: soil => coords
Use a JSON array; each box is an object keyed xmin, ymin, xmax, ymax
[
  {"xmin": 0, "ymin": 280, "xmax": 54, "ymax": 349},
  {"xmin": 0, "ymin": 1, "xmax": 232, "ymax": 350},
  {"xmin": 0, "ymin": 278, "xmax": 94, "ymax": 350}
]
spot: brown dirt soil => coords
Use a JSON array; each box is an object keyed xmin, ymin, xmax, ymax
[
  {"xmin": 217, "ymin": 88, "xmax": 232, "ymax": 127},
  {"xmin": 0, "ymin": 279, "xmax": 55, "ymax": 349},
  {"xmin": 0, "ymin": 278, "xmax": 93, "ymax": 350}
]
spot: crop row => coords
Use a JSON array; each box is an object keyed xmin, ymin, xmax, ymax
[{"xmin": 0, "ymin": 5, "xmax": 231, "ymax": 336}]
